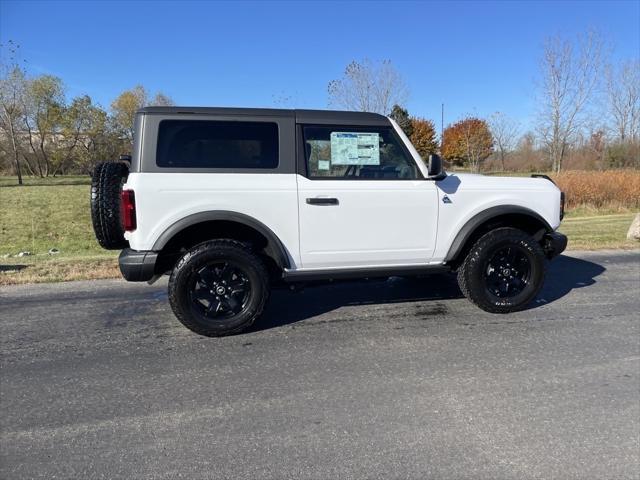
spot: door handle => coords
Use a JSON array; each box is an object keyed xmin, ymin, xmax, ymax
[{"xmin": 306, "ymin": 197, "xmax": 339, "ymax": 206}]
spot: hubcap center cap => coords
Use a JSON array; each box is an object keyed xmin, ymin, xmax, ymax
[
  {"xmin": 215, "ymin": 286, "xmax": 226, "ymax": 295},
  {"xmin": 502, "ymin": 268, "xmax": 511, "ymax": 276}
]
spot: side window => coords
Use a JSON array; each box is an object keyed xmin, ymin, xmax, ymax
[
  {"xmin": 302, "ymin": 126, "xmax": 420, "ymax": 179},
  {"xmin": 156, "ymin": 120, "xmax": 279, "ymax": 169}
]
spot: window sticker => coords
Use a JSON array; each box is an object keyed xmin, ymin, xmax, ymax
[
  {"xmin": 318, "ymin": 159, "xmax": 330, "ymax": 170},
  {"xmin": 330, "ymin": 132, "xmax": 380, "ymax": 165}
]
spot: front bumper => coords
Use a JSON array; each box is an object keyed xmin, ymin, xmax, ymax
[
  {"xmin": 118, "ymin": 248, "xmax": 158, "ymax": 281},
  {"xmin": 542, "ymin": 232, "xmax": 567, "ymax": 259}
]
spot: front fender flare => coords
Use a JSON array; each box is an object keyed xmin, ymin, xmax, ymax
[{"xmin": 444, "ymin": 205, "xmax": 553, "ymax": 262}]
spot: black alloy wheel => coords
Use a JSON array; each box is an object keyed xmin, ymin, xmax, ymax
[
  {"xmin": 457, "ymin": 227, "xmax": 546, "ymax": 313},
  {"xmin": 168, "ymin": 239, "xmax": 270, "ymax": 337},
  {"xmin": 190, "ymin": 262, "xmax": 251, "ymax": 320},
  {"xmin": 483, "ymin": 246, "xmax": 532, "ymax": 299}
]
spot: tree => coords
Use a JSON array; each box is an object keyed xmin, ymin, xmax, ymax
[
  {"xmin": 0, "ymin": 63, "xmax": 27, "ymax": 184},
  {"xmin": 442, "ymin": 117, "xmax": 493, "ymax": 172},
  {"xmin": 22, "ymin": 74, "xmax": 65, "ymax": 177},
  {"xmin": 605, "ymin": 59, "xmax": 640, "ymax": 142},
  {"xmin": 111, "ymin": 85, "xmax": 174, "ymax": 144},
  {"xmin": 389, "ymin": 104, "xmax": 413, "ymax": 137},
  {"xmin": 537, "ymin": 31, "xmax": 603, "ymax": 173},
  {"xmin": 57, "ymin": 95, "xmax": 117, "ymax": 174},
  {"xmin": 488, "ymin": 112, "xmax": 520, "ymax": 170},
  {"xmin": 327, "ymin": 59, "xmax": 408, "ymax": 115},
  {"xmin": 150, "ymin": 92, "xmax": 175, "ymax": 107},
  {"xmin": 110, "ymin": 85, "xmax": 147, "ymax": 144},
  {"xmin": 409, "ymin": 117, "xmax": 439, "ymax": 159}
]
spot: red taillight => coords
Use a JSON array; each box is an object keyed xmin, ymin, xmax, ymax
[{"xmin": 120, "ymin": 189, "xmax": 136, "ymax": 232}]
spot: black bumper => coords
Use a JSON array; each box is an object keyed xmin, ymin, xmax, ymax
[
  {"xmin": 118, "ymin": 249, "xmax": 159, "ymax": 282},
  {"xmin": 542, "ymin": 232, "xmax": 567, "ymax": 259}
]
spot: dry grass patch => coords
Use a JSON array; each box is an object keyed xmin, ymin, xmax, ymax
[
  {"xmin": 0, "ymin": 256, "xmax": 119, "ymax": 285},
  {"xmin": 552, "ymin": 170, "xmax": 640, "ymax": 210}
]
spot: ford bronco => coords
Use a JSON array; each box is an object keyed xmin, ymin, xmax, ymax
[{"xmin": 90, "ymin": 107, "xmax": 567, "ymax": 336}]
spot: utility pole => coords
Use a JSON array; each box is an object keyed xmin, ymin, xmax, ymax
[{"xmin": 441, "ymin": 103, "xmax": 444, "ymax": 150}]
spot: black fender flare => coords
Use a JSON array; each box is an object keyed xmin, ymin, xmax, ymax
[
  {"xmin": 444, "ymin": 205, "xmax": 553, "ymax": 262},
  {"xmin": 152, "ymin": 211, "xmax": 292, "ymax": 269}
]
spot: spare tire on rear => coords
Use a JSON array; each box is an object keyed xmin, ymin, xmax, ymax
[{"xmin": 91, "ymin": 161, "xmax": 129, "ymax": 250}]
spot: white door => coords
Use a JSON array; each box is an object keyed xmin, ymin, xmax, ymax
[{"xmin": 297, "ymin": 125, "xmax": 438, "ymax": 269}]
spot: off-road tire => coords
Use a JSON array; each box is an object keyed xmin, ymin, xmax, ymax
[
  {"xmin": 90, "ymin": 161, "xmax": 129, "ymax": 250},
  {"xmin": 457, "ymin": 227, "xmax": 546, "ymax": 313},
  {"xmin": 168, "ymin": 240, "xmax": 270, "ymax": 337}
]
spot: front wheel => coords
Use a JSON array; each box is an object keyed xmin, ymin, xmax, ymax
[
  {"xmin": 457, "ymin": 227, "xmax": 546, "ymax": 313},
  {"xmin": 168, "ymin": 240, "xmax": 270, "ymax": 336}
]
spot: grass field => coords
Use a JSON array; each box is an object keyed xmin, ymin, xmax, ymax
[{"xmin": 1, "ymin": 175, "xmax": 637, "ymax": 285}]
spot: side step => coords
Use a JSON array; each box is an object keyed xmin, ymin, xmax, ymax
[{"xmin": 282, "ymin": 264, "xmax": 450, "ymax": 283}]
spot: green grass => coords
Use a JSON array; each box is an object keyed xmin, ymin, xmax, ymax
[
  {"xmin": 559, "ymin": 212, "xmax": 637, "ymax": 250},
  {"xmin": 0, "ymin": 175, "xmax": 91, "ymax": 187},
  {"xmin": 0, "ymin": 175, "xmax": 637, "ymax": 284},
  {"xmin": 0, "ymin": 179, "xmax": 112, "ymax": 259}
]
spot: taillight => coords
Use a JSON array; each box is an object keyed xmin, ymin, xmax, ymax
[
  {"xmin": 560, "ymin": 192, "xmax": 565, "ymax": 221},
  {"xmin": 120, "ymin": 189, "xmax": 136, "ymax": 231}
]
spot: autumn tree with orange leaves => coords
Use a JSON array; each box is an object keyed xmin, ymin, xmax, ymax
[
  {"xmin": 442, "ymin": 117, "xmax": 493, "ymax": 172},
  {"xmin": 409, "ymin": 117, "xmax": 439, "ymax": 159}
]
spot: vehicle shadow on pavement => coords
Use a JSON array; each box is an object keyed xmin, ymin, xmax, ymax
[
  {"xmin": 253, "ymin": 272, "xmax": 464, "ymax": 332},
  {"xmin": 253, "ymin": 254, "xmax": 606, "ymax": 331},
  {"xmin": 533, "ymin": 254, "xmax": 606, "ymax": 308}
]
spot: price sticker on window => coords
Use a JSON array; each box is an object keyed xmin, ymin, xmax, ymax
[{"xmin": 330, "ymin": 132, "xmax": 380, "ymax": 165}]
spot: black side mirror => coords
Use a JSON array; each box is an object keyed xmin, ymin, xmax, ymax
[{"xmin": 428, "ymin": 154, "xmax": 444, "ymax": 179}]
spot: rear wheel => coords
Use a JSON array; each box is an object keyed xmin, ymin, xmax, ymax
[
  {"xmin": 457, "ymin": 227, "xmax": 546, "ymax": 313},
  {"xmin": 168, "ymin": 240, "xmax": 270, "ymax": 336}
]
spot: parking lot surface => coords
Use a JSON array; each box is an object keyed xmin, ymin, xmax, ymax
[{"xmin": 1, "ymin": 251, "xmax": 639, "ymax": 479}]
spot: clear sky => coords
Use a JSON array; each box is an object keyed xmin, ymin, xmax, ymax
[{"xmin": 1, "ymin": 0, "xmax": 639, "ymax": 131}]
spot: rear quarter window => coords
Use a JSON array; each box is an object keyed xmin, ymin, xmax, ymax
[{"xmin": 156, "ymin": 120, "xmax": 279, "ymax": 169}]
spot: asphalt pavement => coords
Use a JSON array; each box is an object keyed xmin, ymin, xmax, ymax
[{"xmin": 1, "ymin": 250, "xmax": 639, "ymax": 479}]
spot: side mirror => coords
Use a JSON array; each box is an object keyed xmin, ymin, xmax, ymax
[{"xmin": 428, "ymin": 154, "xmax": 444, "ymax": 179}]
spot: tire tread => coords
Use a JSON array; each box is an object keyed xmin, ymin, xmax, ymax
[
  {"xmin": 457, "ymin": 227, "xmax": 546, "ymax": 313},
  {"xmin": 168, "ymin": 239, "xmax": 270, "ymax": 337}
]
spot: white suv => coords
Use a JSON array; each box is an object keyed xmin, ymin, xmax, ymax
[{"xmin": 90, "ymin": 107, "xmax": 567, "ymax": 336}]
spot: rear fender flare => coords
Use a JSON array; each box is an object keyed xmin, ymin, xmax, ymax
[{"xmin": 152, "ymin": 211, "xmax": 291, "ymax": 269}]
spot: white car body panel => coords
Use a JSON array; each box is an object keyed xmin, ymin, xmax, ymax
[
  {"xmin": 124, "ymin": 173, "xmax": 302, "ymax": 268},
  {"xmin": 432, "ymin": 173, "xmax": 562, "ymax": 261},
  {"xmin": 296, "ymin": 175, "xmax": 438, "ymax": 269}
]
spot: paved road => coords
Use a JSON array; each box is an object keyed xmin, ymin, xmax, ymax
[{"xmin": 1, "ymin": 251, "xmax": 639, "ymax": 479}]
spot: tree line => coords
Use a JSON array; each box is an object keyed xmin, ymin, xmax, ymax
[
  {"xmin": 0, "ymin": 41, "xmax": 174, "ymax": 184},
  {"xmin": 328, "ymin": 31, "xmax": 639, "ymax": 173},
  {"xmin": 1, "ymin": 30, "xmax": 638, "ymax": 184}
]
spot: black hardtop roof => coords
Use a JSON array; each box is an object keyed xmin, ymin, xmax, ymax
[{"xmin": 138, "ymin": 106, "xmax": 389, "ymax": 125}]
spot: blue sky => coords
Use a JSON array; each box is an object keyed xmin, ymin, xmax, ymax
[{"xmin": 1, "ymin": 0, "xmax": 639, "ymax": 131}]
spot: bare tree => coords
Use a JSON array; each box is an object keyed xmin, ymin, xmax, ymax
[
  {"xmin": 328, "ymin": 59, "xmax": 408, "ymax": 115},
  {"xmin": 0, "ymin": 41, "xmax": 27, "ymax": 184},
  {"xmin": 537, "ymin": 31, "xmax": 603, "ymax": 173},
  {"xmin": 488, "ymin": 112, "xmax": 520, "ymax": 170},
  {"xmin": 150, "ymin": 92, "xmax": 174, "ymax": 107},
  {"xmin": 605, "ymin": 59, "xmax": 640, "ymax": 142}
]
